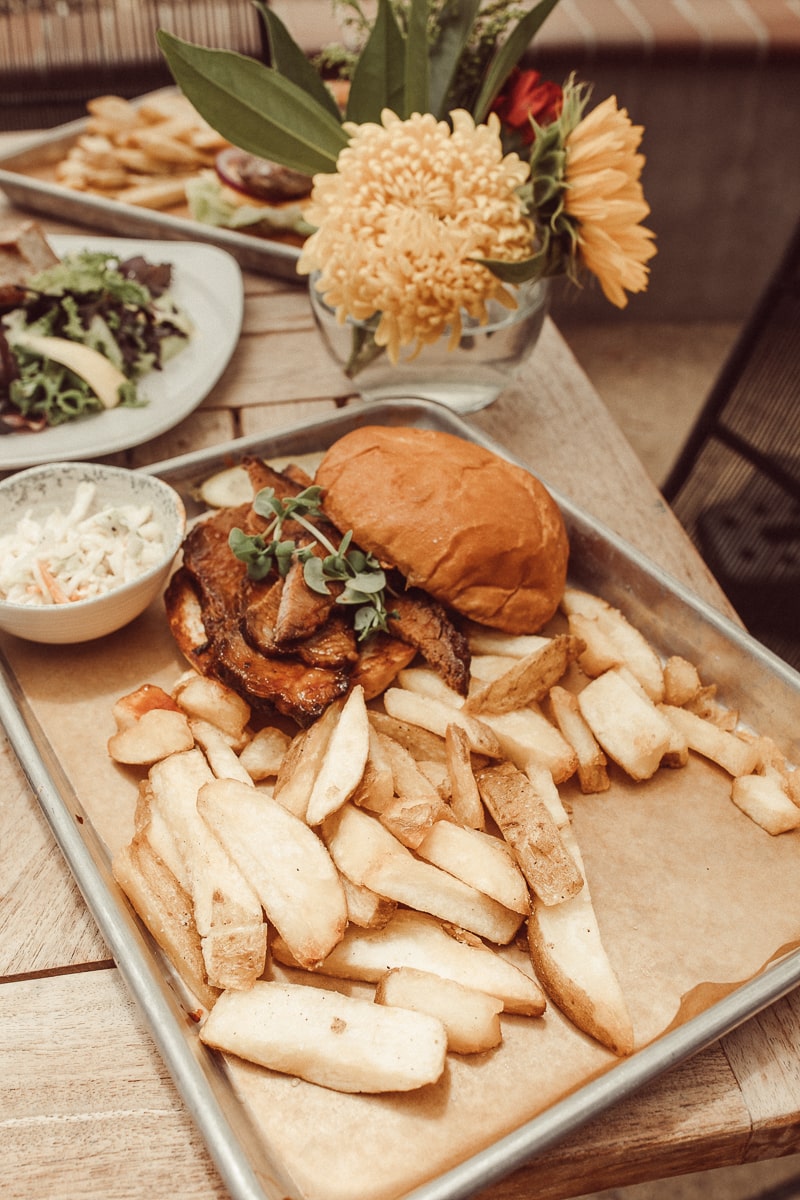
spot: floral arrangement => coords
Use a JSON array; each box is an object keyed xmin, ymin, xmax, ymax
[{"xmin": 158, "ymin": 0, "xmax": 656, "ymax": 369}]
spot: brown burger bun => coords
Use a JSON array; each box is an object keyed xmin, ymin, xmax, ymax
[{"xmin": 315, "ymin": 426, "xmax": 569, "ymax": 634}]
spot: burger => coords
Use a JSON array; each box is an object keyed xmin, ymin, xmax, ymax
[
  {"xmin": 316, "ymin": 425, "xmax": 569, "ymax": 635},
  {"xmin": 166, "ymin": 425, "xmax": 570, "ymax": 724}
]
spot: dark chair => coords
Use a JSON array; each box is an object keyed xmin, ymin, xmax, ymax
[{"xmin": 661, "ymin": 218, "xmax": 800, "ymax": 671}]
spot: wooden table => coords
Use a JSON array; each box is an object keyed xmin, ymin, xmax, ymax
[{"xmin": 2, "ymin": 170, "xmax": 800, "ymax": 1200}]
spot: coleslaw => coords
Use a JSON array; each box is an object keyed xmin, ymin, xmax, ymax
[{"xmin": 0, "ymin": 481, "xmax": 167, "ymax": 606}]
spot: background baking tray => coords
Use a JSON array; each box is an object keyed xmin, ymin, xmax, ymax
[
  {"xmin": 0, "ymin": 99, "xmax": 304, "ymax": 282},
  {"xmin": 2, "ymin": 398, "xmax": 800, "ymax": 1200}
]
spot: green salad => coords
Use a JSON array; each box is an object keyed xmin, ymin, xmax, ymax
[{"xmin": 0, "ymin": 250, "xmax": 193, "ymax": 433}]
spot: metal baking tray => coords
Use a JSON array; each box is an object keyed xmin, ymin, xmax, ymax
[
  {"xmin": 0, "ymin": 93, "xmax": 303, "ymax": 282},
  {"xmin": 2, "ymin": 398, "xmax": 800, "ymax": 1200}
]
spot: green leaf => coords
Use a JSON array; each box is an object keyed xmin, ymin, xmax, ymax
[
  {"xmin": 253, "ymin": 487, "xmax": 280, "ymax": 519},
  {"xmin": 472, "ymin": 0, "xmax": 563, "ymax": 123},
  {"xmin": 479, "ymin": 251, "xmax": 549, "ymax": 284},
  {"xmin": 403, "ymin": 0, "xmax": 431, "ymax": 117},
  {"xmin": 345, "ymin": 0, "xmax": 406, "ymax": 122},
  {"xmin": 427, "ymin": 0, "xmax": 481, "ymax": 118},
  {"xmin": 347, "ymin": 569, "xmax": 387, "ymax": 595},
  {"xmin": 253, "ymin": 2, "xmax": 343, "ymax": 121},
  {"xmin": 303, "ymin": 556, "xmax": 331, "ymax": 595},
  {"xmin": 157, "ymin": 31, "xmax": 348, "ymax": 175}
]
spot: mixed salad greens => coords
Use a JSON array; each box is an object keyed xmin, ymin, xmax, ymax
[{"xmin": 0, "ymin": 250, "xmax": 193, "ymax": 433}]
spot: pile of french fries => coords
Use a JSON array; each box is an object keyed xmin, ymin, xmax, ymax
[
  {"xmin": 54, "ymin": 93, "xmax": 229, "ymax": 211},
  {"xmin": 109, "ymin": 587, "xmax": 800, "ymax": 1094}
]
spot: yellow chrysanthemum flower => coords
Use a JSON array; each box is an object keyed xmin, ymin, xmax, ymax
[
  {"xmin": 297, "ymin": 109, "xmax": 535, "ymax": 362},
  {"xmin": 564, "ymin": 94, "xmax": 656, "ymax": 308}
]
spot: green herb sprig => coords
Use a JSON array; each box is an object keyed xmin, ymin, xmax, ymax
[{"xmin": 228, "ymin": 485, "xmax": 394, "ymax": 640}]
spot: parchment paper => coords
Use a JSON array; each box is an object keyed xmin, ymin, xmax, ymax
[{"xmin": 4, "ymin": 595, "xmax": 800, "ymax": 1200}]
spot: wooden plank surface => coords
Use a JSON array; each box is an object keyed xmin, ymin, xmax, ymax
[{"xmin": 1, "ymin": 163, "xmax": 800, "ymax": 1200}]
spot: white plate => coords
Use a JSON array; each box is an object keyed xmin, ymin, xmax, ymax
[{"xmin": 0, "ymin": 235, "xmax": 243, "ymax": 470}]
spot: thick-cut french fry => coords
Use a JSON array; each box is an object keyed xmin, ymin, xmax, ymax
[
  {"xmin": 683, "ymin": 687, "xmax": 739, "ymax": 730},
  {"xmin": 561, "ymin": 589, "xmax": 664, "ymax": 702},
  {"xmin": 660, "ymin": 704, "xmax": 761, "ymax": 777},
  {"xmin": 114, "ymin": 178, "xmax": 193, "ymax": 209},
  {"xmin": 375, "ymin": 967, "xmax": 504, "ymax": 1054},
  {"xmin": 372, "ymin": 793, "xmax": 447, "ymax": 849},
  {"xmin": 200, "ymin": 980, "xmax": 448, "ymax": 1094},
  {"xmin": 662, "ymin": 655, "xmax": 703, "ymax": 706},
  {"xmin": 171, "ymin": 672, "xmax": 251, "ymax": 742},
  {"xmin": 730, "ymin": 774, "xmax": 800, "ymax": 835},
  {"xmin": 415, "ymin": 821, "xmax": 530, "ymax": 914},
  {"xmin": 112, "ymin": 833, "xmax": 218, "ymax": 1012},
  {"xmin": 365, "ymin": 734, "xmax": 451, "ymax": 847},
  {"xmin": 323, "ymin": 804, "xmax": 524, "ymax": 945},
  {"xmin": 351, "ymin": 725, "xmax": 395, "ymax": 810},
  {"xmin": 548, "ymin": 684, "xmax": 610, "ymax": 794},
  {"xmin": 238, "ymin": 725, "xmax": 291, "ymax": 781},
  {"xmin": 305, "ymin": 685, "xmax": 370, "ymax": 826},
  {"xmin": 383, "ymin": 687, "xmax": 502, "ymax": 758},
  {"xmin": 339, "ymin": 874, "xmax": 397, "ymax": 929},
  {"xmin": 198, "ymin": 777, "xmax": 348, "ymax": 970},
  {"xmin": 565, "ymin": 611, "xmax": 622, "ymax": 678},
  {"xmin": 465, "ymin": 634, "xmax": 584, "ymax": 716},
  {"xmin": 527, "ymin": 825, "xmax": 634, "ymax": 1056},
  {"xmin": 148, "ymin": 750, "xmax": 267, "ymax": 991},
  {"xmin": 416, "ymin": 757, "xmax": 451, "ymax": 798},
  {"xmin": 380, "ymin": 733, "xmax": 446, "ymax": 810},
  {"xmin": 468, "ymin": 654, "xmax": 520, "ymax": 684},
  {"xmin": 272, "ymin": 699, "xmax": 342, "ymax": 819},
  {"xmin": 523, "ymin": 761, "xmax": 571, "ymax": 828},
  {"xmin": 107, "ymin": 707, "xmax": 194, "ymax": 765},
  {"xmin": 578, "ymin": 670, "xmax": 674, "ymax": 781},
  {"xmin": 111, "ymin": 683, "xmax": 182, "ymax": 730},
  {"xmin": 445, "ymin": 722, "xmax": 485, "ymax": 830},
  {"xmin": 480, "ymin": 705, "xmax": 578, "ymax": 782},
  {"xmin": 367, "ymin": 710, "xmax": 449, "ymax": 762},
  {"xmin": 464, "ymin": 625, "xmax": 551, "ymax": 659},
  {"xmin": 135, "ymin": 784, "xmax": 188, "ymax": 891},
  {"xmin": 397, "ymin": 666, "xmax": 465, "ymax": 707},
  {"xmin": 189, "ymin": 718, "xmax": 254, "ymax": 785},
  {"xmin": 273, "ymin": 908, "xmax": 545, "ymax": 1015},
  {"xmin": 475, "ymin": 761, "xmax": 584, "ymax": 906}
]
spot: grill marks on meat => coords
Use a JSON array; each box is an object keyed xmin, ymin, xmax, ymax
[
  {"xmin": 165, "ymin": 458, "xmax": 471, "ymax": 723},
  {"xmin": 166, "ymin": 562, "xmax": 351, "ymax": 725},
  {"xmin": 388, "ymin": 590, "xmax": 471, "ymax": 695},
  {"xmin": 168, "ymin": 483, "xmax": 352, "ymax": 724},
  {"xmin": 274, "ymin": 550, "xmax": 339, "ymax": 644},
  {"xmin": 244, "ymin": 576, "xmax": 357, "ymax": 670}
]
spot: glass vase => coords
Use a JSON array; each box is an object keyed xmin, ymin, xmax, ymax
[{"xmin": 308, "ymin": 275, "xmax": 548, "ymax": 414}]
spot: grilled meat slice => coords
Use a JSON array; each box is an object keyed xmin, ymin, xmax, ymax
[
  {"xmin": 165, "ymin": 567, "xmax": 350, "ymax": 724},
  {"xmin": 387, "ymin": 590, "xmax": 471, "ymax": 695},
  {"xmin": 181, "ymin": 503, "xmax": 254, "ymax": 613},
  {"xmin": 273, "ymin": 550, "xmax": 340, "ymax": 644},
  {"xmin": 164, "ymin": 567, "xmax": 216, "ymax": 674},
  {"xmin": 351, "ymin": 633, "xmax": 418, "ymax": 700},
  {"xmin": 171, "ymin": 499, "xmax": 352, "ymax": 724},
  {"xmin": 291, "ymin": 610, "xmax": 359, "ymax": 670},
  {"xmin": 242, "ymin": 455, "xmax": 304, "ymax": 500},
  {"xmin": 206, "ymin": 616, "xmax": 351, "ymax": 725},
  {"xmin": 243, "ymin": 577, "xmax": 357, "ymax": 670},
  {"xmin": 242, "ymin": 577, "xmax": 283, "ymax": 654}
]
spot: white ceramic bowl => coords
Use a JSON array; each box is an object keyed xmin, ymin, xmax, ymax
[{"xmin": 0, "ymin": 461, "xmax": 186, "ymax": 644}]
